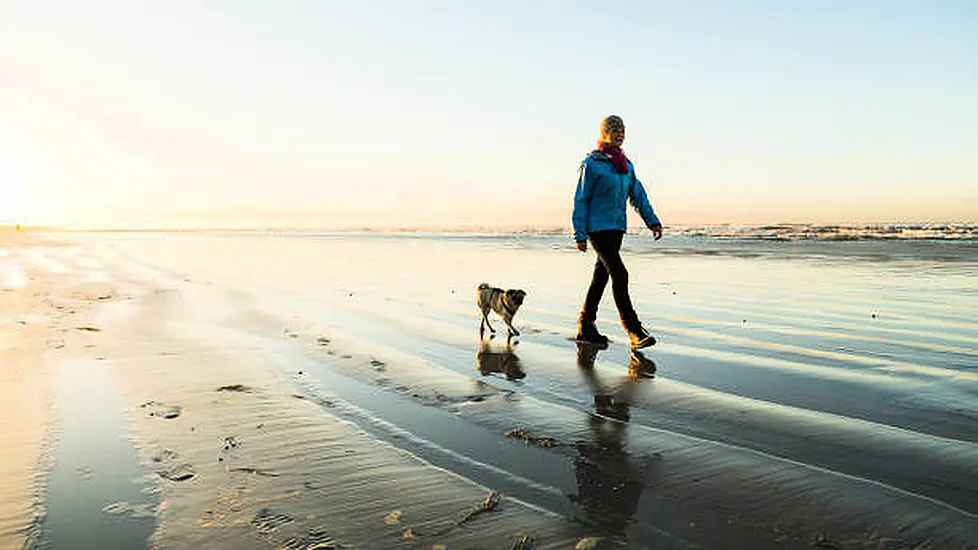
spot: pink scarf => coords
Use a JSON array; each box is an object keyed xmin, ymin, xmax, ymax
[{"xmin": 598, "ymin": 143, "xmax": 629, "ymax": 174}]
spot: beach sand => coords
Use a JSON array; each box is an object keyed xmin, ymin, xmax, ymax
[
  {"xmin": 0, "ymin": 233, "xmax": 57, "ymax": 550},
  {"xmin": 1, "ymin": 230, "xmax": 976, "ymax": 549}
]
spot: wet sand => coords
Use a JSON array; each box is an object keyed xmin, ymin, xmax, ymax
[
  {"xmin": 0, "ymin": 285, "xmax": 53, "ymax": 549},
  {"xmin": 1, "ymin": 231, "xmax": 60, "ymax": 550},
  {"xmin": 2, "ymin": 231, "xmax": 977, "ymax": 549}
]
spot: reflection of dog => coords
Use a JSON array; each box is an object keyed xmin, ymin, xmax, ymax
[
  {"xmin": 476, "ymin": 341, "xmax": 526, "ymax": 381},
  {"xmin": 477, "ymin": 283, "xmax": 526, "ymax": 340}
]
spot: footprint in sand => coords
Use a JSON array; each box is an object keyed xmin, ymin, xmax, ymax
[
  {"xmin": 158, "ymin": 463, "xmax": 196, "ymax": 482},
  {"xmin": 216, "ymin": 384, "xmax": 253, "ymax": 393},
  {"xmin": 150, "ymin": 446, "xmax": 194, "ymax": 481},
  {"xmin": 151, "ymin": 448, "xmax": 180, "ymax": 463},
  {"xmin": 251, "ymin": 508, "xmax": 295, "ymax": 535},
  {"xmin": 280, "ymin": 528, "xmax": 340, "ymax": 550},
  {"xmin": 221, "ymin": 436, "xmax": 240, "ymax": 451},
  {"xmin": 141, "ymin": 401, "xmax": 182, "ymax": 419},
  {"xmin": 302, "ymin": 479, "xmax": 327, "ymax": 491},
  {"xmin": 218, "ymin": 435, "xmax": 242, "ymax": 464}
]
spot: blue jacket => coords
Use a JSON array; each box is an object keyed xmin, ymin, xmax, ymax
[{"xmin": 572, "ymin": 151, "xmax": 660, "ymax": 243}]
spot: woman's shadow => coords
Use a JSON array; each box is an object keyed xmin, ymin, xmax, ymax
[
  {"xmin": 570, "ymin": 342, "xmax": 660, "ymax": 539},
  {"xmin": 475, "ymin": 340, "xmax": 527, "ymax": 381}
]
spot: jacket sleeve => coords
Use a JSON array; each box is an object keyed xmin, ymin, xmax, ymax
[
  {"xmin": 572, "ymin": 161, "xmax": 593, "ymax": 242},
  {"xmin": 628, "ymin": 168, "xmax": 661, "ymax": 228}
]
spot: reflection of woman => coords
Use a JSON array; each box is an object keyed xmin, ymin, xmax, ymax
[
  {"xmin": 576, "ymin": 344, "xmax": 656, "ymax": 422},
  {"xmin": 573, "ymin": 115, "xmax": 662, "ymax": 350},
  {"xmin": 571, "ymin": 342, "xmax": 650, "ymax": 535},
  {"xmin": 571, "ymin": 421, "xmax": 644, "ymax": 534}
]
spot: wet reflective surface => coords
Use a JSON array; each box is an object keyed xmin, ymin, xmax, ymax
[
  {"xmin": 571, "ymin": 344, "xmax": 661, "ymax": 542},
  {"xmin": 28, "ymin": 232, "xmax": 978, "ymax": 549}
]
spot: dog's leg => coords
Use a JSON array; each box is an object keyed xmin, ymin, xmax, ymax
[
  {"xmin": 480, "ymin": 309, "xmax": 496, "ymax": 339},
  {"xmin": 482, "ymin": 309, "xmax": 496, "ymax": 334},
  {"xmin": 504, "ymin": 312, "xmax": 519, "ymax": 337}
]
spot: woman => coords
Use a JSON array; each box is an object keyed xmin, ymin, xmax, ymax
[{"xmin": 572, "ymin": 115, "xmax": 662, "ymax": 349}]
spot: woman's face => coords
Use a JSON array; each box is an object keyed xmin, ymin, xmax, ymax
[{"xmin": 607, "ymin": 126, "xmax": 625, "ymax": 147}]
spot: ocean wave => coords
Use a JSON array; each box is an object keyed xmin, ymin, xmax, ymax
[{"xmin": 671, "ymin": 223, "xmax": 978, "ymax": 241}]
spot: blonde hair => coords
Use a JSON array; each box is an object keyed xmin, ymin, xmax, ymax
[{"xmin": 599, "ymin": 115, "xmax": 625, "ymax": 144}]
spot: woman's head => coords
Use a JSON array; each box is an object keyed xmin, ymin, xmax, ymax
[{"xmin": 599, "ymin": 115, "xmax": 626, "ymax": 148}]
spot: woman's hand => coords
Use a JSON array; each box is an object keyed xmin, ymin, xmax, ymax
[
  {"xmin": 651, "ymin": 224, "xmax": 663, "ymax": 240},
  {"xmin": 576, "ymin": 240, "xmax": 588, "ymax": 252}
]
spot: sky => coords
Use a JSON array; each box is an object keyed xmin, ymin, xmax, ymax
[{"xmin": 1, "ymin": 0, "xmax": 976, "ymax": 229}]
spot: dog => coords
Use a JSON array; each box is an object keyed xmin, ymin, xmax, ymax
[{"xmin": 477, "ymin": 283, "xmax": 526, "ymax": 341}]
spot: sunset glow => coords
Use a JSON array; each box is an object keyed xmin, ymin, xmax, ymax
[{"xmin": 1, "ymin": 2, "xmax": 975, "ymax": 229}]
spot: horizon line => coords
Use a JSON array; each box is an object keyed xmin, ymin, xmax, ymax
[{"xmin": 5, "ymin": 220, "xmax": 977, "ymax": 234}]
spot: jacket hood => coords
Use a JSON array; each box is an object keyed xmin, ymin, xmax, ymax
[
  {"xmin": 583, "ymin": 150, "xmax": 632, "ymax": 168},
  {"xmin": 584, "ymin": 150, "xmax": 611, "ymax": 164}
]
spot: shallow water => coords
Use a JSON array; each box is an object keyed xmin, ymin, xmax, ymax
[{"xmin": 34, "ymin": 359, "xmax": 157, "ymax": 550}]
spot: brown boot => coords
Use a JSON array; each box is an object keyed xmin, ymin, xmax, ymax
[
  {"xmin": 576, "ymin": 316, "xmax": 609, "ymax": 347},
  {"xmin": 622, "ymin": 319, "xmax": 656, "ymax": 350}
]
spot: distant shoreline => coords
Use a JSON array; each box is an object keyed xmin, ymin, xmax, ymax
[
  {"xmin": 7, "ymin": 221, "xmax": 977, "ymax": 232},
  {"xmin": 6, "ymin": 222, "xmax": 977, "ymax": 241}
]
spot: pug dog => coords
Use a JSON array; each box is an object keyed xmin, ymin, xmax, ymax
[{"xmin": 477, "ymin": 283, "xmax": 527, "ymax": 341}]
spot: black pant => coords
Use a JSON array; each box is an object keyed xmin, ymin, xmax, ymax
[{"xmin": 581, "ymin": 230, "xmax": 639, "ymax": 327}]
